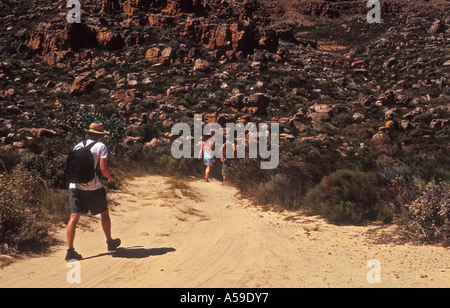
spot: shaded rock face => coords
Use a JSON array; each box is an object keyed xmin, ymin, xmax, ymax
[
  {"xmin": 24, "ymin": 0, "xmax": 281, "ymax": 67},
  {"xmin": 259, "ymin": 28, "xmax": 279, "ymax": 53},
  {"xmin": 148, "ymin": 14, "xmax": 175, "ymax": 28},
  {"xmin": 28, "ymin": 23, "xmax": 98, "ymax": 55},
  {"xmin": 164, "ymin": 0, "xmax": 207, "ymax": 17},
  {"xmin": 61, "ymin": 23, "xmax": 98, "ymax": 51},
  {"xmin": 182, "ymin": 19, "xmax": 260, "ymax": 55},
  {"xmin": 97, "ymin": 30, "xmax": 125, "ymax": 50},
  {"xmin": 230, "ymin": 22, "xmax": 258, "ymax": 54},
  {"xmin": 101, "ymin": 0, "xmax": 122, "ymax": 13},
  {"xmin": 102, "ymin": 0, "xmax": 167, "ymax": 14}
]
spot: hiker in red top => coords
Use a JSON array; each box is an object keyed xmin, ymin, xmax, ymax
[{"xmin": 219, "ymin": 140, "xmax": 236, "ymax": 183}]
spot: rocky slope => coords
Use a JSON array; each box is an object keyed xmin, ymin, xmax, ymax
[{"xmin": 0, "ymin": 0, "xmax": 449, "ymax": 175}]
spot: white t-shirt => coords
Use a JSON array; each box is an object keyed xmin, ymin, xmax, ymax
[
  {"xmin": 203, "ymin": 139, "xmax": 215, "ymax": 156},
  {"xmin": 69, "ymin": 140, "xmax": 108, "ymax": 191}
]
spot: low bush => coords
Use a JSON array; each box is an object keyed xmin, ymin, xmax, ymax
[
  {"xmin": 159, "ymin": 154, "xmax": 178, "ymax": 174},
  {"xmin": 138, "ymin": 123, "xmax": 161, "ymax": 143},
  {"xmin": 0, "ymin": 170, "xmax": 54, "ymax": 253},
  {"xmin": 226, "ymin": 158, "xmax": 268, "ymax": 194},
  {"xmin": 0, "ymin": 148, "xmax": 21, "ymax": 173},
  {"xmin": 20, "ymin": 152, "xmax": 67, "ymax": 189},
  {"xmin": 404, "ymin": 182, "xmax": 450, "ymax": 246},
  {"xmin": 40, "ymin": 189, "xmax": 72, "ymax": 224},
  {"xmin": 256, "ymin": 173, "xmax": 303, "ymax": 210},
  {"xmin": 303, "ymin": 169, "xmax": 388, "ymax": 224},
  {"xmin": 60, "ymin": 101, "xmax": 127, "ymax": 155}
]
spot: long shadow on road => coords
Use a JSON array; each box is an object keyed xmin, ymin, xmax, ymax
[{"xmin": 82, "ymin": 246, "xmax": 176, "ymax": 260}]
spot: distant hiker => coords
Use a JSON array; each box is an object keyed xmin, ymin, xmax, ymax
[
  {"xmin": 219, "ymin": 140, "xmax": 236, "ymax": 183},
  {"xmin": 198, "ymin": 134, "xmax": 215, "ymax": 182},
  {"xmin": 65, "ymin": 123, "xmax": 121, "ymax": 261}
]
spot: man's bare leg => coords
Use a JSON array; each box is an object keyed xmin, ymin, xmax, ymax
[
  {"xmin": 67, "ymin": 212, "xmax": 81, "ymax": 249},
  {"xmin": 100, "ymin": 210, "xmax": 112, "ymax": 242}
]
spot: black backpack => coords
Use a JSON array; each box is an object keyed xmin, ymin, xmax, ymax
[{"xmin": 65, "ymin": 140, "xmax": 99, "ymax": 185}]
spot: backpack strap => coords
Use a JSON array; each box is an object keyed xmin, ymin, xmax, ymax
[
  {"xmin": 85, "ymin": 141, "xmax": 99, "ymax": 169},
  {"xmin": 84, "ymin": 140, "xmax": 98, "ymax": 150},
  {"xmin": 85, "ymin": 140, "xmax": 101, "ymax": 182}
]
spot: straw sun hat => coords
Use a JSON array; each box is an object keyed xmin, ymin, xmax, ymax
[{"xmin": 85, "ymin": 123, "xmax": 109, "ymax": 135}]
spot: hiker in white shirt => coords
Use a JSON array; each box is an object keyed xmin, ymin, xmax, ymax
[{"xmin": 65, "ymin": 123, "xmax": 120, "ymax": 261}]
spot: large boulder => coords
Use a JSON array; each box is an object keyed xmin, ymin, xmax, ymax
[
  {"xmin": 70, "ymin": 74, "xmax": 95, "ymax": 96},
  {"xmin": 97, "ymin": 30, "xmax": 125, "ymax": 50},
  {"xmin": 164, "ymin": 0, "xmax": 206, "ymax": 17},
  {"xmin": 230, "ymin": 22, "xmax": 258, "ymax": 54}
]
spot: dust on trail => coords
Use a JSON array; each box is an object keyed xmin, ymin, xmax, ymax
[{"xmin": 0, "ymin": 175, "xmax": 448, "ymax": 287}]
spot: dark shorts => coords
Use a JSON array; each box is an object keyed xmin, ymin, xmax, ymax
[{"xmin": 69, "ymin": 187, "xmax": 108, "ymax": 215}]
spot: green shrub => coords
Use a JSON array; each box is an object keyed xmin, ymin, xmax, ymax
[
  {"xmin": 138, "ymin": 123, "xmax": 160, "ymax": 143},
  {"xmin": 0, "ymin": 170, "xmax": 53, "ymax": 253},
  {"xmin": 159, "ymin": 154, "xmax": 178, "ymax": 174},
  {"xmin": 256, "ymin": 173, "xmax": 303, "ymax": 210},
  {"xmin": 20, "ymin": 152, "xmax": 66, "ymax": 189},
  {"xmin": 0, "ymin": 147, "xmax": 21, "ymax": 173},
  {"xmin": 226, "ymin": 158, "xmax": 268, "ymax": 193},
  {"xmin": 304, "ymin": 169, "xmax": 387, "ymax": 224},
  {"xmin": 60, "ymin": 101, "xmax": 127, "ymax": 155},
  {"xmin": 40, "ymin": 190, "xmax": 71, "ymax": 224},
  {"xmin": 76, "ymin": 105, "xmax": 126, "ymax": 155}
]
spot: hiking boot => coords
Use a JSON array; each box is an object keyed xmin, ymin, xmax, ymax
[
  {"xmin": 65, "ymin": 248, "xmax": 82, "ymax": 261},
  {"xmin": 107, "ymin": 238, "xmax": 121, "ymax": 251}
]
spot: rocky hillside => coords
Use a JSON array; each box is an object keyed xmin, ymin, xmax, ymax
[{"xmin": 0, "ymin": 0, "xmax": 449, "ymax": 176}]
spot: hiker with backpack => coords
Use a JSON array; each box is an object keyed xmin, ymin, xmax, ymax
[{"xmin": 64, "ymin": 123, "xmax": 121, "ymax": 261}]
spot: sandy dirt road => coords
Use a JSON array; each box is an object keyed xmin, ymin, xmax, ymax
[{"xmin": 0, "ymin": 175, "xmax": 448, "ymax": 288}]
